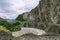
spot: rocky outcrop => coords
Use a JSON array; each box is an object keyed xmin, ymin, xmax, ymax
[
  {"xmin": 14, "ymin": 34, "xmax": 59, "ymax": 40},
  {"xmin": 0, "ymin": 30, "xmax": 13, "ymax": 40},
  {"xmin": 12, "ymin": 27, "xmax": 46, "ymax": 37},
  {"xmin": 20, "ymin": 0, "xmax": 60, "ymax": 34}
]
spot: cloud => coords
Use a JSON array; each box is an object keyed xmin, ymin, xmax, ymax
[{"xmin": 0, "ymin": 0, "xmax": 40, "ymax": 19}]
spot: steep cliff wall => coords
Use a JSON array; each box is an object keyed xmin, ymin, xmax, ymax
[{"xmin": 21, "ymin": 0, "xmax": 60, "ymax": 34}]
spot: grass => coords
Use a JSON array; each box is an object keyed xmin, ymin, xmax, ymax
[{"xmin": 0, "ymin": 26, "xmax": 12, "ymax": 35}]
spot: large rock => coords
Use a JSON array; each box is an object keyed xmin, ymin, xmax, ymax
[
  {"xmin": 12, "ymin": 27, "xmax": 46, "ymax": 37},
  {"xmin": 0, "ymin": 30, "xmax": 13, "ymax": 40}
]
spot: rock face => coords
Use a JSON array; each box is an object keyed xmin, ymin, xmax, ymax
[
  {"xmin": 13, "ymin": 33, "xmax": 60, "ymax": 40},
  {"xmin": 12, "ymin": 27, "xmax": 46, "ymax": 37},
  {"xmin": 0, "ymin": 30, "xmax": 13, "ymax": 40},
  {"xmin": 21, "ymin": 0, "xmax": 60, "ymax": 34}
]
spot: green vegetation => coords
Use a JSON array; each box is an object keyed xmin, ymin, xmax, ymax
[
  {"xmin": 16, "ymin": 14, "xmax": 27, "ymax": 22},
  {"xmin": 0, "ymin": 14, "xmax": 27, "ymax": 34},
  {"xmin": 0, "ymin": 17, "xmax": 21, "ymax": 34},
  {"xmin": 0, "ymin": 26, "xmax": 11, "ymax": 35},
  {"xmin": 12, "ymin": 21, "xmax": 20, "ymax": 26}
]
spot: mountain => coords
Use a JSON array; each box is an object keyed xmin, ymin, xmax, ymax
[
  {"xmin": 19, "ymin": 0, "xmax": 60, "ymax": 34},
  {"xmin": 6, "ymin": 19, "xmax": 16, "ymax": 22}
]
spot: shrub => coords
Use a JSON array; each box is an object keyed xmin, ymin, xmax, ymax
[
  {"xmin": 16, "ymin": 15, "xmax": 26, "ymax": 22},
  {"xmin": 0, "ymin": 17, "xmax": 21, "ymax": 32},
  {"xmin": 0, "ymin": 26, "xmax": 11, "ymax": 34}
]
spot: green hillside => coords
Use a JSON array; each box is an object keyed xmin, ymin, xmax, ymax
[{"xmin": 0, "ymin": 17, "xmax": 21, "ymax": 34}]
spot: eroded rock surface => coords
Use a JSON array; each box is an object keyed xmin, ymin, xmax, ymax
[
  {"xmin": 12, "ymin": 27, "xmax": 46, "ymax": 37},
  {"xmin": 0, "ymin": 30, "xmax": 13, "ymax": 40}
]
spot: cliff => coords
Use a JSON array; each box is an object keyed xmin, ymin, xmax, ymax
[{"xmin": 19, "ymin": 0, "xmax": 60, "ymax": 34}]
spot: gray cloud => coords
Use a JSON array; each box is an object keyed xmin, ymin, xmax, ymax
[{"xmin": 0, "ymin": 0, "xmax": 40, "ymax": 19}]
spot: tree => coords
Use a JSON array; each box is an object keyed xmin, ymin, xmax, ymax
[
  {"xmin": 16, "ymin": 14, "xmax": 27, "ymax": 22},
  {"xmin": 0, "ymin": 17, "xmax": 21, "ymax": 32}
]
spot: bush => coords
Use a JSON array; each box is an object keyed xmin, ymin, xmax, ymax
[
  {"xmin": 10, "ymin": 25, "xmax": 21, "ymax": 32},
  {"xmin": 12, "ymin": 21, "xmax": 20, "ymax": 26},
  {"xmin": 0, "ymin": 26, "xmax": 12, "ymax": 34},
  {"xmin": 0, "ymin": 17, "xmax": 21, "ymax": 32},
  {"xmin": 16, "ymin": 15, "xmax": 26, "ymax": 22}
]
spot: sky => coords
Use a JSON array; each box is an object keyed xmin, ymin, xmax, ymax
[{"xmin": 0, "ymin": 0, "xmax": 40, "ymax": 19}]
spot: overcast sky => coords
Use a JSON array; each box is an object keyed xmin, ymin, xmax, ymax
[{"xmin": 0, "ymin": 0, "xmax": 40, "ymax": 19}]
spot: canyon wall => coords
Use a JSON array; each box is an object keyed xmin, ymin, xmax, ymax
[{"xmin": 20, "ymin": 0, "xmax": 60, "ymax": 34}]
